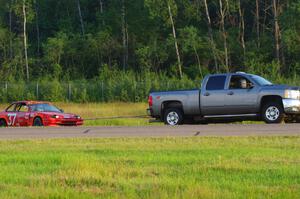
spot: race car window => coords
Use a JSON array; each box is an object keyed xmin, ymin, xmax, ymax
[
  {"xmin": 30, "ymin": 104, "xmax": 62, "ymax": 113},
  {"xmin": 17, "ymin": 103, "xmax": 29, "ymax": 112},
  {"xmin": 6, "ymin": 104, "xmax": 16, "ymax": 112},
  {"xmin": 15, "ymin": 104, "xmax": 21, "ymax": 111},
  {"xmin": 30, "ymin": 104, "xmax": 44, "ymax": 112}
]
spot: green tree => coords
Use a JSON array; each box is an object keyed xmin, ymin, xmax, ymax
[
  {"xmin": 179, "ymin": 26, "xmax": 210, "ymax": 78},
  {"xmin": 43, "ymin": 32, "xmax": 67, "ymax": 78},
  {"xmin": 145, "ymin": 0, "xmax": 183, "ymax": 78}
]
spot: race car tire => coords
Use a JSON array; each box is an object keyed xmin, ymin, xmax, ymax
[
  {"xmin": 33, "ymin": 117, "xmax": 43, "ymax": 126},
  {"xmin": 0, "ymin": 119, "xmax": 7, "ymax": 127}
]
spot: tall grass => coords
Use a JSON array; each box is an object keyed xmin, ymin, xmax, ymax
[
  {"xmin": 55, "ymin": 102, "xmax": 153, "ymax": 126},
  {"xmin": 0, "ymin": 136, "xmax": 299, "ymax": 198},
  {"xmin": 55, "ymin": 102, "xmax": 148, "ymax": 118},
  {"xmin": 0, "ymin": 70, "xmax": 198, "ymax": 103},
  {"xmin": 1, "ymin": 65, "xmax": 300, "ymax": 103}
]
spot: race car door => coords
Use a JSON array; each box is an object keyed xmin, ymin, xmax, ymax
[
  {"xmin": 15, "ymin": 103, "xmax": 30, "ymax": 126},
  {"xmin": 5, "ymin": 103, "xmax": 17, "ymax": 126}
]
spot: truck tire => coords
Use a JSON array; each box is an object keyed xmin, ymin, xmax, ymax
[
  {"xmin": 164, "ymin": 108, "xmax": 183, "ymax": 125},
  {"xmin": 262, "ymin": 102, "xmax": 284, "ymax": 124}
]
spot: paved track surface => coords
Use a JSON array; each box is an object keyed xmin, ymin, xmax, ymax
[{"xmin": 0, "ymin": 124, "xmax": 300, "ymax": 139}]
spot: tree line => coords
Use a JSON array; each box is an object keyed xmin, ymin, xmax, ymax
[{"xmin": 0, "ymin": 0, "xmax": 299, "ymax": 82}]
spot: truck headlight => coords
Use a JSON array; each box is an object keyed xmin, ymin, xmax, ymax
[{"xmin": 284, "ymin": 90, "xmax": 300, "ymax": 99}]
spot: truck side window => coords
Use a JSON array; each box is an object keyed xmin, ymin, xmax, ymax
[
  {"xmin": 206, "ymin": 76, "xmax": 226, "ymax": 90},
  {"xmin": 229, "ymin": 75, "xmax": 252, "ymax": 89}
]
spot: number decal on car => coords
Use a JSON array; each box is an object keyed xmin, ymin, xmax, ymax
[{"xmin": 7, "ymin": 113, "xmax": 17, "ymax": 126}]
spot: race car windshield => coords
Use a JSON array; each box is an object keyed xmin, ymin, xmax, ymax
[{"xmin": 30, "ymin": 104, "xmax": 62, "ymax": 113}]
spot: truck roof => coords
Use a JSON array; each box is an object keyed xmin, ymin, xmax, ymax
[{"xmin": 208, "ymin": 72, "xmax": 252, "ymax": 76}]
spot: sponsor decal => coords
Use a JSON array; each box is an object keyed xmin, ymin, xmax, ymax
[{"xmin": 7, "ymin": 113, "xmax": 17, "ymax": 126}]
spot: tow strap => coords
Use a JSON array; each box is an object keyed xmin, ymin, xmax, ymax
[{"xmin": 84, "ymin": 115, "xmax": 150, "ymax": 121}]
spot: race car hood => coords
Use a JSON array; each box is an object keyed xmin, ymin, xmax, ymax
[{"xmin": 41, "ymin": 112, "xmax": 82, "ymax": 119}]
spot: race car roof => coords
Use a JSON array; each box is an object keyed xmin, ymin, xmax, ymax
[{"xmin": 12, "ymin": 101, "xmax": 52, "ymax": 105}]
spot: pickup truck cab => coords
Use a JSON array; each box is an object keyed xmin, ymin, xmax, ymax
[{"xmin": 148, "ymin": 72, "xmax": 300, "ymax": 125}]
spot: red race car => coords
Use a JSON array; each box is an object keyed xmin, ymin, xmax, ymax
[{"xmin": 0, "ymin": 101, "xmax": 83, "ymax": 127}]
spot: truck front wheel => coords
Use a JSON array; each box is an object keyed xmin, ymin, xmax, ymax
[
  {"xmin": 262, "ymin": 102, "xmax": 284, "ymax": 124},
  {"xmin": 164, "ymin": 108, "xmax": 183, "ymax": 125}
]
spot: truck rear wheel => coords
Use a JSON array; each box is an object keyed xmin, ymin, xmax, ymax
[
  {"xmin": 164, "ymin": 108, "xmax": 183, "ymax": 125},
  {"xmin": 262, "ymin": 102, "xmax": 284, "ymax": 124}
]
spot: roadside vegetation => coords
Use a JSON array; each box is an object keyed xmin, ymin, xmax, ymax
[
  {"xmin": 0, "ymin": 1, "xmax": 300, "ymax": 103},
  {"xmin": 0, "ymin": 70, "xmax": 197, "ymax": 103},
  {"xmin": 0, "ymin": 69, "xmax": 300, "ymax": 103},
  {"xmin": 0, "ymin": 136, "xmax": 298, "ymax": 198},
  {"xmin": 55, "ymin": 102, "xmax": 154, "ymax": 126}
]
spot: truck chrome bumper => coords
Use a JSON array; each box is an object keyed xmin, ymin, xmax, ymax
[{"xmin": 282, "ymin": 99, "xmax": 300, "ymax": 113}]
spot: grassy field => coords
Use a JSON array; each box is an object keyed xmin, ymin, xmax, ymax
[
  {"xmin": 54, "ymin": 102, "xmax": 153, "ymax": 126},
  {"xmin": 0, "ymin": 102, "xmax": 155, "ymax": 126},
  {"xmin": 0, "ymin": 136, "xmax": 299, "ymax": 198}
]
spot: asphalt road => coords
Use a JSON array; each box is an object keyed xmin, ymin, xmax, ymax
[{"xmin": 0, "ymin": 124, "xmax": 300, "ymax": 139}]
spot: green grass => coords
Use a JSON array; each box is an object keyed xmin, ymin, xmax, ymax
[
  {"xmin": 0, "ymin": 136, "xmax": 299, "ymax": 198},
  {"xmin": 54, "ymin": 102, "xmax": 158, "ymax": 126}
]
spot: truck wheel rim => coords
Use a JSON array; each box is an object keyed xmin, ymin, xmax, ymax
[
  {"xmin": 167, "ymin": 112, "xmax": 179, "ymax": 125},
  {"xmin": 266, "ymin": 106, "xmax": 280, "ymax": 121}
]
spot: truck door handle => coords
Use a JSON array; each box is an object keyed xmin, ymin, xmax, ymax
[
  {"xmin": 204, "ymin": 92, "xmax": 210, "ymax": 96},
  {"xmin": 227, "ymin": 91, "xmax": 234, "ymax": 95}
]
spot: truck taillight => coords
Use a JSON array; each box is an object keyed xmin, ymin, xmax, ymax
[{"xmin": 148, "ymin": 95, "xmax": 153, "ymax": 107}]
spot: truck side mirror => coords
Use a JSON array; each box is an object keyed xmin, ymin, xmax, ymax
[{"xmin": 248, "ymin": 83, "xmax": 254, "ymax": 89}]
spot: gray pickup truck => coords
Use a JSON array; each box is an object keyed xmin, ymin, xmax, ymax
[{"xmin": 147, "ymin": 72, "xmax": 300, "ymax": 125}]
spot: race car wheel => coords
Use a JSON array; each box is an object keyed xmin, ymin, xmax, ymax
[
  {"xmin": 164, "ymin": 108, "xmax": 183, "ymax": 125},
  {"xmin": 33, "ymin": 117, "xmax": 43, "ymax": 126},
  {"xmin": 262, "ymin": 102, "xmax": 284, "ymax": 124},
  {"xmin": 0, "ymin": 119, "xmax": 7, "ymax": 127}
]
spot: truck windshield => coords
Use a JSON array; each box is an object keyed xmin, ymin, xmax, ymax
[{"xmin": 250, "ymin": 75, "xmax": 273, "ymax": 86}]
